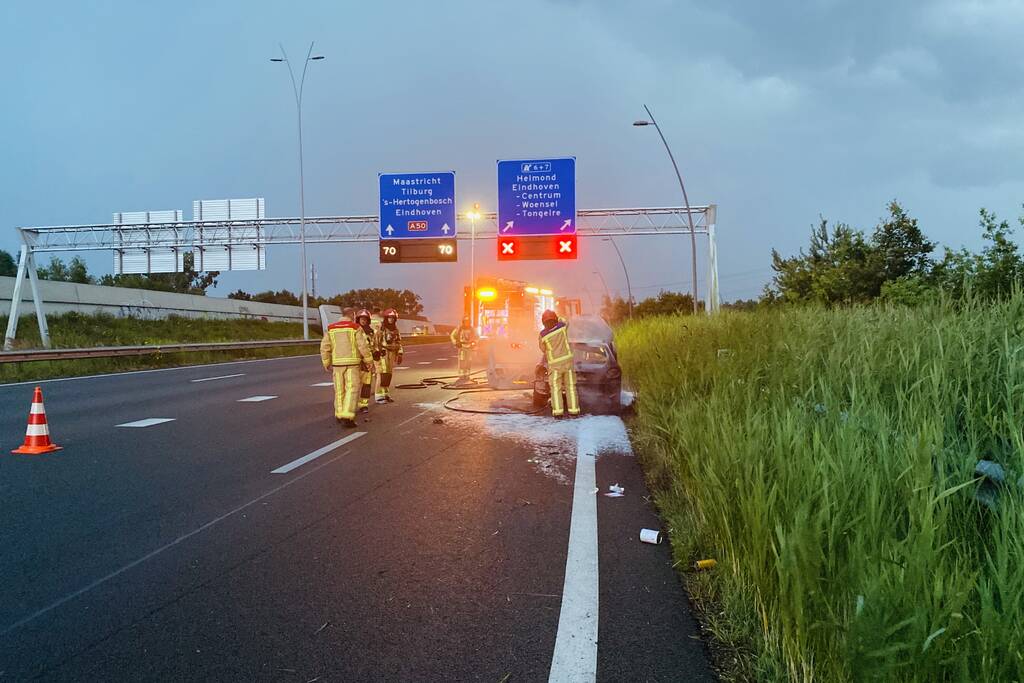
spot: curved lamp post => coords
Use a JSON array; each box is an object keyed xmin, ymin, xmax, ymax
[
  {"xmin": 634, "ymin": 104, "xmax": 699, "ymax": 314},
  {"xmin": 271, "ymin": 42, "xmax": 324, "ymax": 339}
]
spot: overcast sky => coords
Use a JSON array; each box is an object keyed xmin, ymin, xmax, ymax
[{"xmin": 3, "ymin": 0, "xmax": 1024, "ymax": 323}]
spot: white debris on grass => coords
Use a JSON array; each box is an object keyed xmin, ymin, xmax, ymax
[
  {"xmin": 620, "ymin": 389, "xmax": 635, "ymax": 407},
  {"xmin": 414, "ymin": 401, "xmax": 633, "ymax": 484}
]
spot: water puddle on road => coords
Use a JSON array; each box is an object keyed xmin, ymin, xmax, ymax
[{"xmin": 413, "ymin": 393, "xmax": 632, "ymax": 484}]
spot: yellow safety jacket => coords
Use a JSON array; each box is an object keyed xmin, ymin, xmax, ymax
[
  {"xmin": 540, "ymin": 321, "xmax": 574, "ymax": 368},
  {"xmin": 321, "ymin": 321, "xmax": 372, "ymax": 368},
  {"xmin": 370, "ymin": 314, "xmax": 384, "ymax": 334},
  {"xmin": 451, "ymin": 326, "xmax": 475, "ymax": 348},
  {"xmin": 377, "ymin": 325, "xmax": 404, "ymax": 354}
]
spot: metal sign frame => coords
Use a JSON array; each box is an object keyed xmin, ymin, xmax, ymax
[{"xmin": 4, "ymin": 205, "xmax": 719, "ymax": 349}]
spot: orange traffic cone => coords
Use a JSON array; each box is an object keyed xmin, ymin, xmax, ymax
[{"xmin": 12, "ymin": 387, "xmax": 63, "ymax": 455}]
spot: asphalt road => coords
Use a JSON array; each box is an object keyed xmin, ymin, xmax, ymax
[{"xmin": 0, "ymin": 343, "xmax": 715, "ymax": 682}]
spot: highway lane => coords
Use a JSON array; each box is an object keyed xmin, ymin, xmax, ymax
[{"xmin": 0, "ymin": 343, "xmax": 714, "ymax": 681}]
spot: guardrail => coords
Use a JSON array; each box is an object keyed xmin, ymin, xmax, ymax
[{"xmin": 0, "ymin": 335, "xmax": 450, "ymax": 364}]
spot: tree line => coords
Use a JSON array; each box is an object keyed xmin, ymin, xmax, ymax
[
  {"xmin": 227, "ymin": 287, "xmax": 424, "ymax": 317},
  {"xmin": 766, "ymin": 200, "xmax": 1024, "ymax": 307}
]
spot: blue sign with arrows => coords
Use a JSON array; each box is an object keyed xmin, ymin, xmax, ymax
[
  {"xmin": 379, "ymin": 171, "xmax": 457, "ymax": 239},
  {"xmin": 497, "ymin": 157, "xmax": 576, "ymax": 236}
]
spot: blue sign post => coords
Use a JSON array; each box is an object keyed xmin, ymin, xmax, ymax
[
  {"xmin": 379, "ymin": 171, "xmax": 457, "ymax": 239},
  {"xmin": 497, "ymin": 157, "xmax": 576, "ymax": 236}
]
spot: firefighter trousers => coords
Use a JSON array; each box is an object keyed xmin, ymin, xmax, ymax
[
  {"xmin": 375, "ymin": 350, "xmax": 399, "ymax": 399},
  {"xmin": 549, "ymin": 365, "xmax": 580, "ymax": 416},
  {"xmin": 359, "ymin": 365, "xmax": 374, "ymax": 409},
  {"xmin": 457, "ymin": 346, "xmax": 472, "ymax": 377},
  {"xmin": 332, "ymin": 365, "xmax": 361, "ymax": 420}
]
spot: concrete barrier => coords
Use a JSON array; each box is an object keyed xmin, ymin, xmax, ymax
[{"xmin": 0, "ymin": 276, "xmax": 319, "ymax": 326}]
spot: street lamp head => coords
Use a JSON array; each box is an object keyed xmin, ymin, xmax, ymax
[
  {"xmin": 633, "ymin": 120, "xmax": 652, "ymax": 127},
  {"xmin": 311, "ymin": 55, "xmax": 325, "ymax": 60},
  {"xmin": 270, "ymin": 58, "xmax": 284, "ymax": 62}
]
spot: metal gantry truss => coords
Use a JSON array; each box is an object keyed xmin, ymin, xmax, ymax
[{"xmin": 5, "ymin": 205, "xmax": 719, "ymax": 349}]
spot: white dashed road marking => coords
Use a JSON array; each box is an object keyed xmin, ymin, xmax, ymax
[
  {"xmin": 311, "ymin": 382, "xmax": 333, "ymax": 387},
  {"xmin": 271, "ymin": 432, "xmax": 366, "ymax": 474},
  {"xmin": 237, "ymin": 395, "xmax": 278, "ymax": 402},
  {"xmin": 190, "ymin": 373, "xmax": 245, "ymax": 383},
  {"xmin": 116, "ymin": 418, "xmax": 176, "ymax": 428},
  {"xmin": 417, "ymin": 361, "xmax": 432, "ymax": 365},
  {"xmin": 395, "ymin": 366, "xmax": 410, "ymax": 370}
]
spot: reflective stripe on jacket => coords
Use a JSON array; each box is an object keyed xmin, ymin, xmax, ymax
[
  {"xmin": 540, "ymin": 321, "xmax": 574, "ymax": 366},
  {"xmin": 321, "ymin": 321, "xmax": 371, "ymax": 367}
]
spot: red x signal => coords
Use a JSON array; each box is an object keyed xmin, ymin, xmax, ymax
[{"xmin": 497, "ymin": 235, "xmax": 578, "ymax": 261}]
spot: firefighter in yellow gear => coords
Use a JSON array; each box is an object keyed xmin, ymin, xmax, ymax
[
  {"xmin": 370, "ymin": 307, "xmax": 384, "ymax": 334},
  {"xmin": 450, "ymin": 316, "xmax": 476, "ymax": 382},
  {"xmin": 539, "ymin": 309, "xmax": 579, "ymax": 418},
  {"xmin": 320, "ymin": 313, "xmax": 373, "ymax": 428},
  {"xmin": 374, "ymin": 308, "xmax": 404, "ymax": 403},
  {"xmin": 354, "ymin": 309, "xmax": 381, "ymax": 414}
]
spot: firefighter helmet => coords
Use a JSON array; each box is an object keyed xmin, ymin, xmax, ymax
[
  {"xmin": 355, "ymin": 308, "xmax": 372, "ymax": 324},
  {"xmin": 382, "ymin": 308, "xmax": 398, "ymax": 320},
  {"xmin": 541, "ymin": 309, "xmax": 559, "ymax": 325}
]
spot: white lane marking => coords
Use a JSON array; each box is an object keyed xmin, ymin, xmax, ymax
[
  {"xmin": 417, "ymin": 361, "xmax": 432, "ymax": 365},
  {"xmin": 0, "ymin": 444, "xmax": 356, "ymax": 637},
  {"xmin": 435, "ymin": 358, "xmax": 449, "ymax": 361},
  {"xmin": 238, "ymin": 395, "xmax": 278, "ymax": 402},
  {"xmin": 395, "ymin": 406, "xmax": 436, "ymax": 430},
  {"xmin": 548, "ymin": 426, "xmax": 600, "ymax": 682},
  {"xmin": 310, "ymin": 382, "xmax": 333, "ymax": 387},
  {"xmin": 0, "ymin": 354, "xmax": 322, "ymax": 388},
  {"xmin": 0, "ymin": 342, "xmax": 455, "ymax": 389},
  {"xmin": 394, "ymin": 366, "xmax": 411, "ymax": 370},
  {"xmin": 116, "ymin": 418, "xmax": 176, "ymax": 428},
  {"xmin": 271, "ymin": 432, "xmax": 365, "ymax": 474},
  {"xmin": 190, "ymin": 373, "xmax": 245, "ymax": 383}
]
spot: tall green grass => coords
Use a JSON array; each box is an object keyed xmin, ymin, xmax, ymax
[{"xmin": 617, "ymin": 297, "xmax": 1024, "ymax": 681}]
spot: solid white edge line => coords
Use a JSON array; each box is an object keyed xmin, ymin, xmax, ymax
[
  {"xmin": 549, "ymin": 427, "xmax": 600, "ymax": 683},
  {"xmin": 395, "ymin": 406, "xmax": 435, "ymax": 430},
  {"xmin": 237, "ymin": 395, "xmax": 278, "ymax": 402},
  {"xmin": 190, "ymin": 373, "xmax": 246, "ymax": 383},
  {"xmin": 0, "ymin": 444, "xmax": 356, "ymax": 637},
  {"xmin": 271, "ymin": 432, "xmax": 365, "ymax": 474}
]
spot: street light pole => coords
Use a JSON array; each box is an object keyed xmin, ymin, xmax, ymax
[
  {"xmin": 272, "ymin": 42, "xmax": 324, "ymax": 340},
  {"xmin": 468, "ymin": 204, "xmax": 481, "ymax": 330},
  {"xmin": 603, "ymin": 238, "xmax": 633, "ymax": 318},
  {"xmin": 634, "ymin": 104, "xmax": 699, "ymax": 315}
]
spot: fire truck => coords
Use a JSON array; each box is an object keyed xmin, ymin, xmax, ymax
[{"xmin": 464, "ymin": 277, "xmax": 560, "ymax": 389}]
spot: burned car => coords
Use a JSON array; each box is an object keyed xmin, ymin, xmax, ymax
[{"xmin": 532, "ymin": 315, "xmax": 622, "ymax": 415}]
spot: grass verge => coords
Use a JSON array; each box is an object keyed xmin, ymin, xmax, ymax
[
  {"xmin": 616, "ymin": 299, "xmax": 1024, "ymax": 681},
  {"xmin": 0, "ymin": 313, "xmax": 446, "ymax": 384}
]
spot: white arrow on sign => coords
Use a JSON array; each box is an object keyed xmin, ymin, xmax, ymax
[
  {"xmin": 386, "ymin": 225, "xmax": 394, "ymax": 235},
  {"xmin": 503, "ymin": 221, "xmax": 514, "ymax": 232},
  {"xmin": 442, "ymin": 223, "xmax": 450, "ymax": 234},
  {"xmin": 560, "ymin": 219, "xmax": 572, "ymax": 231}
]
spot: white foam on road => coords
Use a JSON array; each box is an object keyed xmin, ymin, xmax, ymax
[
  {"xmin": 237, "ymin": 395, "xmax": 278, "ymax": 402},
  {"xmin": 116, "ymin": 418, "xmax": 176, "ymax": 428},
  {"xmin": 413, "ymin": 402, "xmax": 633, "ymax": 484},
  {"xmin": 271, "ymin": 432, "xmax": 365, "ymax": 474},
  {"xmin": 190, "ymin": 373, "xmax": 245, "ymax": 383}
]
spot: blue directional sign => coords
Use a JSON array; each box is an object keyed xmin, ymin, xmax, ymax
[
  {"xmin": 497, "ymin": 157, "xmax": 576, "ymax": 236},
  {"xmin": 379, "ymin": 171, "xmax": 456, "ymax": 239}
]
